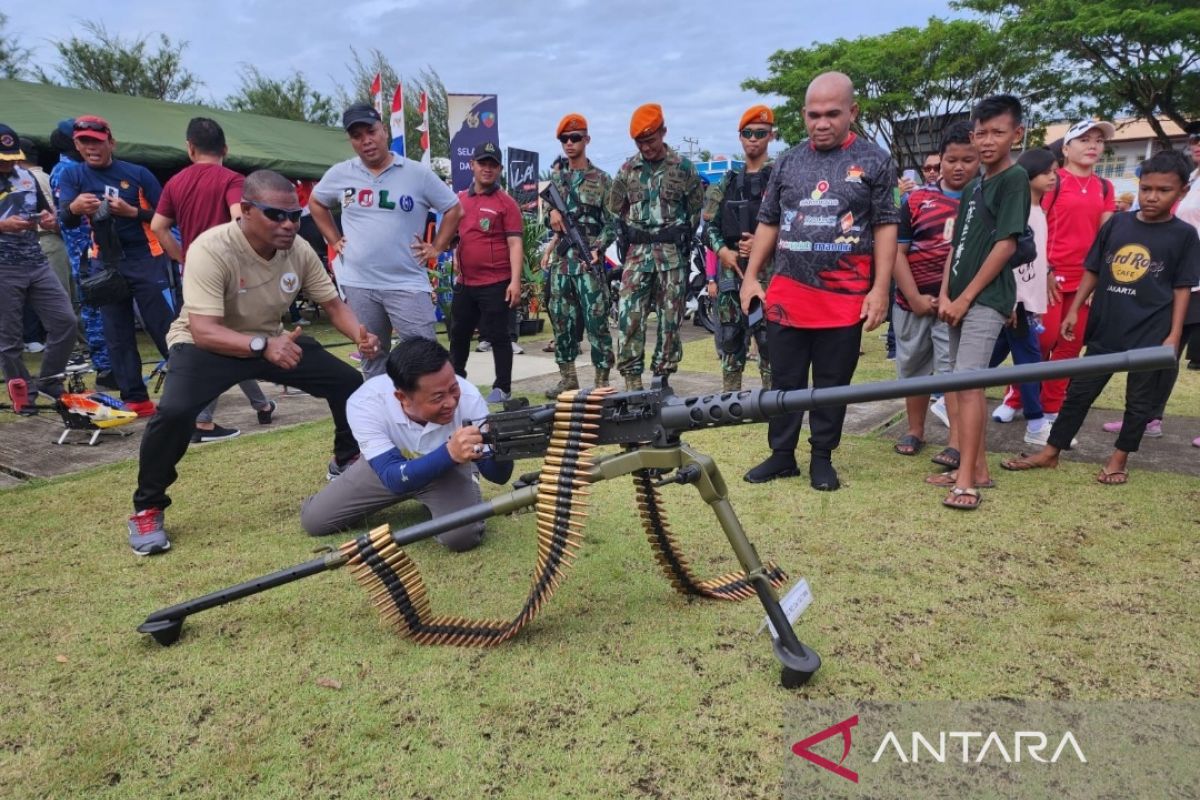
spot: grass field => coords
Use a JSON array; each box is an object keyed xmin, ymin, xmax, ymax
[{"xmin": 2, "ymin": 322, "xmax": 1198, "ymax": 799}]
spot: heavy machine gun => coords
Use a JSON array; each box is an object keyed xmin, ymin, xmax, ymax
[{"xmin": 139, "ymin": 347, "xmax": 1173, "ymax": 688}]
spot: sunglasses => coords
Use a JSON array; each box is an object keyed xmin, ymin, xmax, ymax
[
  {"xmin": 73, "ymin": 120, "xmax": 110, "ymax": 134},
  {"xmin": 740, "ymin": 128, "xmax": 771, "ymax": 140},
  {"xmin": 246, "ymin": 200, "xmax": 302, "ymax": 224},
  {"xmin": 1190, "ymin": 134, "xmax": 1200, "ymax": 144},
  {"xmin": 922, "ymin": 164, "xmax": 941, "ymax": 173},
  {"xmin": 558, "ymin": 133, "xmax": 585, "ymax": 144}
]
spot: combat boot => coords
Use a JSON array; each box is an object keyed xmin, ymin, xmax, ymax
[
  {"xmin": 722, "ymin": 371, "xmax": 743, "ymax": 392},
  {"xmin": 594, "ymin": 367, "xmax": 610, "ymax": 388},
  {"xmin": 544, "ymin": 363, "xmax": 579, "ymax": 399},
  {"xmin": 624, "ymin": 374, "xmax": 643, "ymax": 391}
]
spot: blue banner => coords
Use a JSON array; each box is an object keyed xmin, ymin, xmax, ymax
[{"xmin": 447, "ymin": 94, "xmax": 499, "ymax": 193}]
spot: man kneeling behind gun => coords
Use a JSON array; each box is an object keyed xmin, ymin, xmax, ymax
[{"xmin": 301, "ymin": 337, "xmax": 513, "ymax": 551}]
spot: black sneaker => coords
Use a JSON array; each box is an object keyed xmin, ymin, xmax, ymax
[
  {"xmin": 809, "ymin": 456, "xmax": 841, "ymax": 492},
  {"xmin": 191, "ymin": 424, "xmax": 241, "ymax": 444},
  {"xmin": 256, "ymin": 400, "xmax": 277, "ymax": 425},
  {"xmin": 743, "ymin": 452, "xmax": 800, "ymax": 484},
  {"xmin": 66, "ymin": 353, "xmax": 91, "ymax": 373},
  {"xmin": 95, "ymin": 370, "xmax": 120, "ymax": 391}
]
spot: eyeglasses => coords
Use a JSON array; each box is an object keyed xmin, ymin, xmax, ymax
[
  {"xmin": 73, "ymin": 120, "xmax": 110, "ymax": 134},
  {"xmin": 740, "ymin": 128, "xmax": 771, "ymax": 140},
  {"xmin": 922, "ymin": 164, "xmax": 941, "ymax": 173},
  {"xmin": 1189, "ymin": 133, "xmax": 1200, "ymax": 144},
  {"xmin": 245, "ymin": 200, "xmax": 302, "ymax": 224},
  {"xmin": 558, "ymin": 133, "xmax": 585, "ymax": 144}
]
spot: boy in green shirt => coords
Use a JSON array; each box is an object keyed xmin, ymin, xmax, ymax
[{"xmin": 936, "ymin": 95, "xmax": 1031, "ymax": 509}]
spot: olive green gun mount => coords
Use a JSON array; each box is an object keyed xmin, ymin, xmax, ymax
[{"xmin": 139, "ymin": 346, "xmax": 1174, "ymax": 688}]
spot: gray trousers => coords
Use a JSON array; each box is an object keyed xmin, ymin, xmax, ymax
[
  {"xmin": 0, "ymin": 260, "xmax": 76, "ymax": 396},
  {"xmin": 299, "ymin": 456, "xmax": 484, "ymax": 552},
  {"xmin": 343, "ymin": 286, "xmax": 437, "ymax": 379}
]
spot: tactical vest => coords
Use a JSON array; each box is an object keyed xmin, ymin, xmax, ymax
[{"xmin": 719, "ymin": 165, "xmax": 773, "ymax": 249}]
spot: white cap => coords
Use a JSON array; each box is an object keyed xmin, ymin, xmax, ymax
[{"xmin": 1063, "ymin": 119, "xmax": 1116, "ymax": 146}]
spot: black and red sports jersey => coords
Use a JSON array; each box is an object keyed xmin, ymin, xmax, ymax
[
  {"xmin": 896, "ymin": 185, "xmax": 962, "ymax": 310},
  {"xmin": 758, "ymin": 133, "xmax": 899, "ymax": 328}
]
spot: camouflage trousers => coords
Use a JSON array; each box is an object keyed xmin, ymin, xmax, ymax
[
  {"xmin": 714, "ymin": 267, "xmax": 770, "ymax": 388},
  {"xmin": 617, "ymin": 267, "xmax": 685, "ymax": 377},
  {"xmin": 63, "ymin": 233, "xmax": 110, "ymax": 371},
  {"xmin": 548, "ymin": 270, "xmax": 614, "ymax": 369}
]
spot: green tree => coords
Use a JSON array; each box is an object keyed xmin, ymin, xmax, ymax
[
  {"xmin": 337, "ymin": 48, "xmax": 450, "ymax": 161},
  {"xmin": 0, "ymin": 13, "xmax": 30, "ymax": 79},
  {"xmin": 35, "ymin": 22, "xmax": 201, "ymax": 102},
  {"xmin": 958, "ymin": 0, "xmax": 1200, "ymax": 145},
  {"xmin": 226, "ymin": 67, "xmax": 337, "ymax": 126},
  {"xmin": 743, "ymin": 18, "xmax": 1038, "ymax": 168}
]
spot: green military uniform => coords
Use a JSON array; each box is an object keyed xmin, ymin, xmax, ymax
[
  {"xmin": 544, "ymin": 161, "xmax": 615, "ymax": 379},
  {"xmin": 701, "ymin": 161, "xmax": 774, "ymax": 390},
  {"xmin": 606, "ymin": 147, "xmax": 704, "ymax": 383}
]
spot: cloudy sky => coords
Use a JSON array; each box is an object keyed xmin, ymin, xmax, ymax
[{"xmin": 10, "ymin": 0, "xmax": 960, "ymax": 172}]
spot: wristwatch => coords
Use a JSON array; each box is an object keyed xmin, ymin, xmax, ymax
[{"xmin": 249, "ymin": 335, "xmax": 267, "ymax": 358}]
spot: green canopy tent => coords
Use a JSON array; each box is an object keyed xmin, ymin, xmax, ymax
[{"xmin": 0, "ymin": 79, "xmax": 350, "ymax": 179}]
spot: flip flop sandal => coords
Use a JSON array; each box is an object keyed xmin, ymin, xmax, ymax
[
  {"xmin": 1096, "ymin": 468, "xmax": 1128, "ymax": 485},
  {"xmin": 894, "ymin": 434, "xmax": 924, "ymax": 456},
  {"xmin": 930, "ymin": 447, "xmax": 960, "ymax": 469},
  {"xmin": 925, "ymin": 472, "xmax": 996, "ymax": 489},
  {"xmin": 942, "ymin": 486, "xmax": 982, "ymax": 510},
  {"xmin": 1000, "ymin": 454, "xmax": 1056, "ymax": 472}
]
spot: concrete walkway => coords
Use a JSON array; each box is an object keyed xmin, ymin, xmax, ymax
[{"xmin": 3, "ymin": 323, "xmax": 1196, "ymax": 483}]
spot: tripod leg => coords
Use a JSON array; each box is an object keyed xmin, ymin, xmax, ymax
[{"xmin": 682, "ymin": 447, "xmax": 821, "ymax": 687}]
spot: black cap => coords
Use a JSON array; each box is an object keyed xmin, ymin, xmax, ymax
[
  {"xmin": 472, "ymin": 141, "xmax": 501, "ymax": 163},
  {"xmin": 1186, "ymin": 120, "xmax": 1200, "ymax": 137},
  {"xmin": 342, "ymin": 103, "xmax": 382, "ymax": 131},
  {"xmin": 0, "ymin": 124, "xmax": 23, "ymax": 161}
]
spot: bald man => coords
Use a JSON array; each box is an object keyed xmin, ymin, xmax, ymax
[{"xmin": 740, "ymin": 72, "xmax": 899, "ymax": 490}]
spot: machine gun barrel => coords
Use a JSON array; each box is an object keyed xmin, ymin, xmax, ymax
[
  {"xmin": 660, "ymin": 346, "xmax": 1175, "ymax": 434},
  {"xmin": 480, "ymin": 346, "xmax": 1176, "ymax": 459}
]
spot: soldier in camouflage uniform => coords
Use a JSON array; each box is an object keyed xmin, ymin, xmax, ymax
[
  {"xmin": 606, "ymin": 104, "xmax": 704, "ymax": 391},
  {"xmin": 701, "ymin": 105, "xmax": 776, "ymax": 391},
  {"xmin": 542, "ymin": 113, "xmax": 615, "ymax": 397}
]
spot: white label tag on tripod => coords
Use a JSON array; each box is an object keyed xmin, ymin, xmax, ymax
[{"xmin": 758, "ymin": 578, "xmax": 812, "ymax": 640}]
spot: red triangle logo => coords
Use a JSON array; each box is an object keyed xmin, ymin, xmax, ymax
[{"xmin": 791, "ymin": 714, "xmax": 859, "ymax": 783}]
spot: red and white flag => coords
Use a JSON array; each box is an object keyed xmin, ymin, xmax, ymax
[
  {"xmin": 369, "ymin": 73, "xmax": 383, "ymax": 118},
  {"xmin": 418, "ymin": 91, "xmax": 431, "ymax": 166},
  {"xmin": 389, "ymin": 83, "xmax": 405, "ymax": 157}
]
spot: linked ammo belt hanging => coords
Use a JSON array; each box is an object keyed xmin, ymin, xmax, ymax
[{"xmin": 339, "ymin": 388, "xmax": 605, "ymax": 646}]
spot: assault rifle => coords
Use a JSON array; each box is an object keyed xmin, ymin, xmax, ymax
[
  {"xmin": 542, "ymin": 182, "xmax": 597, "ymax": 272},
  {"xmin": 138, "ymin": 347, "xmax": 1173, "ymax": 688}
]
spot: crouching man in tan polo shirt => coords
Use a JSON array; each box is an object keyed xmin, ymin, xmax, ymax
[{"xmin": 127, "ymin": 170, "xmax": 380, "ymax": 556}]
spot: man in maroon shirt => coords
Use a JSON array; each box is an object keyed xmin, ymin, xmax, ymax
[
  {"xmin": 448, "ymin": 142, "xmax": 524, "ymax": 403},
  {"xmin": 151, "ymin": 117, "xmax": 275, "ymax": 441}
]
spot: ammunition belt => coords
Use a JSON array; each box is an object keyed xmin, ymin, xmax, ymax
[
  {"xmin": 633, "ymin": 471, "xmax": 788, "ymax": 600},
  {"xmin": 341, "ymin": 388, "xmax": 608, "ymax": 646}
]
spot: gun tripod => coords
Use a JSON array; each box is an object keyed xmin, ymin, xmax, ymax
[
  {"xmin": 140, "ymin": 388, "xmax": 821, "ymax": 688},
  {"xmin": 573, "ymin": 441, "xmax": 821, "ymax": 688}
]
